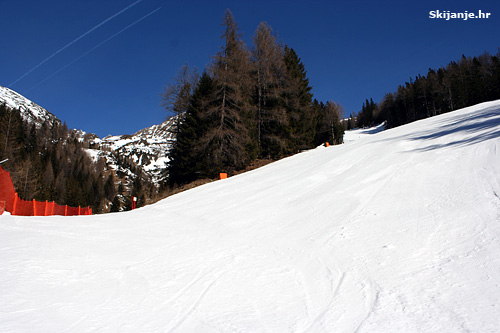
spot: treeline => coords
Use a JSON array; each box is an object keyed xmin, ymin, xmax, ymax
[
  {"xmin": 0, "ymin": 103, "xmax": 117, "ymax": 212},
  {"xmin": 164, "ymin": 10, "xmax": 344, "ymax": 187},
  {"xmin": 355, "ymin": 51, "xmax": 500, "ymax": 129}
]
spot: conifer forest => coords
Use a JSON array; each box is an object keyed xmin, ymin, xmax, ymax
[{"xmin": 164, "ymin": 10, "xmax": 345, "ymax": 187}]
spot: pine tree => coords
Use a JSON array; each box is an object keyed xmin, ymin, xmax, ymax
[
  {"xmin": 167, "ymin": 72, "xmax": 215, "ymax": 186},
  {"xmin": 491, "ymin": 55, "xmax": 500, "ymax": 100},
  {"xmin": 110, "ymin": 195, "xmax": 120, "ymax": 212},
  {"xmin": 282, "ymin": 46, "xmax": 315, "ymax": 153},
  {"xmin": 164, "ymin": 10, "xmax": 327, "ymax": 186},
  {"xmin": 315, "ymin": 101, "xmax": 344, "ymax": 146},
  {"xmin": 365, "ymin": 51, "xmax": 500, "ymax": 130}
]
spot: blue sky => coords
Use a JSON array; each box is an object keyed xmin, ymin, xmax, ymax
[{"xmin": 1, "ymin": 0, "xmax": 499, "ymax": 137}]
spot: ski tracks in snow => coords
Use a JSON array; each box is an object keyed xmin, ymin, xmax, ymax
[
  {"xmin": 162, "ymin": 260, "xmax": 233, "ymax": 332},
  {"xmin": 170, "ymin": 278, "xmax": 217, "ymax": 331},
  {"xmin": 302, "ymin": 266, "xmax": 381, "ymax": 333},
  {"xmin": 304, "ymin": 269, "xmax": 345, "ymax": 332}
]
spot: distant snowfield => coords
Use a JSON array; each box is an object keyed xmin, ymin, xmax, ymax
[
  {"xmin": 343, "ymin": 122, "xmax": 386, "ymax": 143},
  {"xmin": 2, "ymin": 101, "xmax": 500, "ymax": 332}
]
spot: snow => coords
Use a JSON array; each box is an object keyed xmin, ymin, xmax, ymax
[
  {"xmin": 343, "ymin": 122, "xmax": 386, "ymax": 143},
  {"xmin": 143, "ymin": 155, "xmax": 169, "ymax": 172},
  {"xmin": 83, "ymin": 148, "xmax": 100, "ymax": 162},
  {"xmin": 0, "ymin": 85, "xmax": 59, "ymax": 127},
  {"xmin": 89, "ymin": 117, "xmax": 177, "ymax": 185},
  {"xmin": 1, "ymin": 101, "xmax": 500, "ymax": 332}
]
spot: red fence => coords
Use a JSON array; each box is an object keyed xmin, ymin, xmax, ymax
[{"xmin": 0, "ymin": 165, "xmax": 91, "ymax": 216}]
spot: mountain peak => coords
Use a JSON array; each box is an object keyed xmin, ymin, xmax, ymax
[{"xmin": 0, "ymin": 85, "xmax": 60, "ymax": 128}]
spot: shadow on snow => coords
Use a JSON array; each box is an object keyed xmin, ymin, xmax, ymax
[{"xmin": 381, "ymin": 105, "xmax": 500, "ymax": 152}]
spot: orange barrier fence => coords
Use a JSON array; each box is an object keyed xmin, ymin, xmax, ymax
[
  {"xmin": 0, "ymin": 165, "xmax": 16, "ymax": 213},
  {"xmin": 0, "ymin": 165, "xmax": 91, "ymax": 216}
]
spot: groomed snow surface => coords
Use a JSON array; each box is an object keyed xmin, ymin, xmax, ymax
[{"xmin": 2, "ymin": 101, "xmax": 500, "ymax": 332}]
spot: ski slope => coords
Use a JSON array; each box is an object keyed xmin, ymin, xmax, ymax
[{"xmin": 2, "ymin": 101, "xmax": 500, "ymax": 332}]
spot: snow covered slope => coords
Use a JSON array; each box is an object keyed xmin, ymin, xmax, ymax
[
  {"xmin": 343, "ymin": 122, "xmax": 386, "ymax": 143},
  {"xmin": 1, "ymin": 101, "xmax": 500, "ymax": 332},
  {"xmin": 0, "ymin": 85, "xmax": 60, "ymax": 128}
]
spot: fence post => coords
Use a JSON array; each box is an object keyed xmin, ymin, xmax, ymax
[
  {"xmin": 78, "ymin": 206, "xmax": 81, "ymax": 215},
  {"xmin": 65, "ymin": 205, "xmax": 68, "ymax": 216},
  {"xmin": 13, "ymin": 193, "xmax": 18, "ymax": 215},
  {"xmin": 33, "ymin": 199, "xmax": 37, "ymax": 216}
]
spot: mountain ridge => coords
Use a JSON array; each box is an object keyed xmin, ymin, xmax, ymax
[
  {"xmin": 0, "ymin": 85, "xmax": 60, "ymax": 128},
  {"xmin": 0, "ymin": 85, "xmax": 176, "ymax": 188}
]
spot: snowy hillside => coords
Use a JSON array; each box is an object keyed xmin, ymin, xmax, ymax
[
  {"xmin": 343, "ymin": 122, "xmax": 386, "ymax": 143},
  {"xmin": 0, "ymin": 85, "xmax": 61, "ymax": 127},
  {"xmin": 1, "ymin": 101, "xmax": 500, "ymax": 332}
]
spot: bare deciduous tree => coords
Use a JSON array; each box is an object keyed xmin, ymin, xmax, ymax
[
  {"xmin": 199, "ymin": 9, "xmax": 254, "ymax": 173},
  {"xmin": 323, "ymin": 100, "xmax": 345, "ymax": 145},
  {"xmin": 161, "ymin": 64, "xmax": 199, "ymax": 135},
  {"xmin": 252, "ymin": 22, "xmax": 287, "ymax": 157}
]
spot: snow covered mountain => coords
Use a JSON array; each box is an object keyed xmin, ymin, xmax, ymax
[
  {"xmin": 2, "ymin": 100, "xmax": 500, "ymax": 332},
  {"xmin": 0, "ymin": 85, "xmax": 60, "ymax": 128},
  {"xmin": 87, "ymin": 116, "xmax": 177, "ymax": 185},
  {"xmin": 0, "ymin": 85, "xmax": 176, "ymax": 186}
]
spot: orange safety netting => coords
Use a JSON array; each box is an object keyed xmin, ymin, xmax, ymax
[
  {"xmin": 0, "ymin": 165, "xmax": 91, "ymax": 216},
  {"xmin": 0, "ymin": 165, "xmax": 16, "ymax": 213}
]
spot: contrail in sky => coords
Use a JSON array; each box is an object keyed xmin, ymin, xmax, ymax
[
  {"xmin": 9, "ymin": 0, "xmax": 143, "ymax": 87},
  {"xmin": 26, "ymin": 7, "xmax": 162, "ymax": 93}
]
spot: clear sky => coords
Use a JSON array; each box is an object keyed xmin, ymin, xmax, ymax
[{"xmin": 1, "ymin": 0, "xmax": 499, "ymax": 137}]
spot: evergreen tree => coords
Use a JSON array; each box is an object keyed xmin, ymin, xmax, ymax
[
  {"xmin": 0, "ymin": 105, "xmax": 24, "ymax": 164},
  {"xmin": 167, "ymin": 72, "xmax": 216, "ymax": 186},
  {"xmin": 0, "ymin": 103, "xmax": 112, "ymax": 212},
  {"xmin": 491, "ymin": 55, "xmax": 500, "ymax": 100},
  {"xmin": 368, "ymin": 51, "xmax": 500, "ymax": 129},
  {"xmin": 315, "ymin": 101, "xmax": 344, "ymax": 146},
  {"xmin": 110, "ymin": 195, "xmax": 121, "ymax": 212},
  {"xmin": 359, "ymin": 98, "xmax": 377, "ymax": 128},
  {"xmin": 165, "ymin": 10, "xmax": 340, "ymax": 187},
  {"xmin": 282, "ymin": 46, "xmax": 315, "ymax": 153}
]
